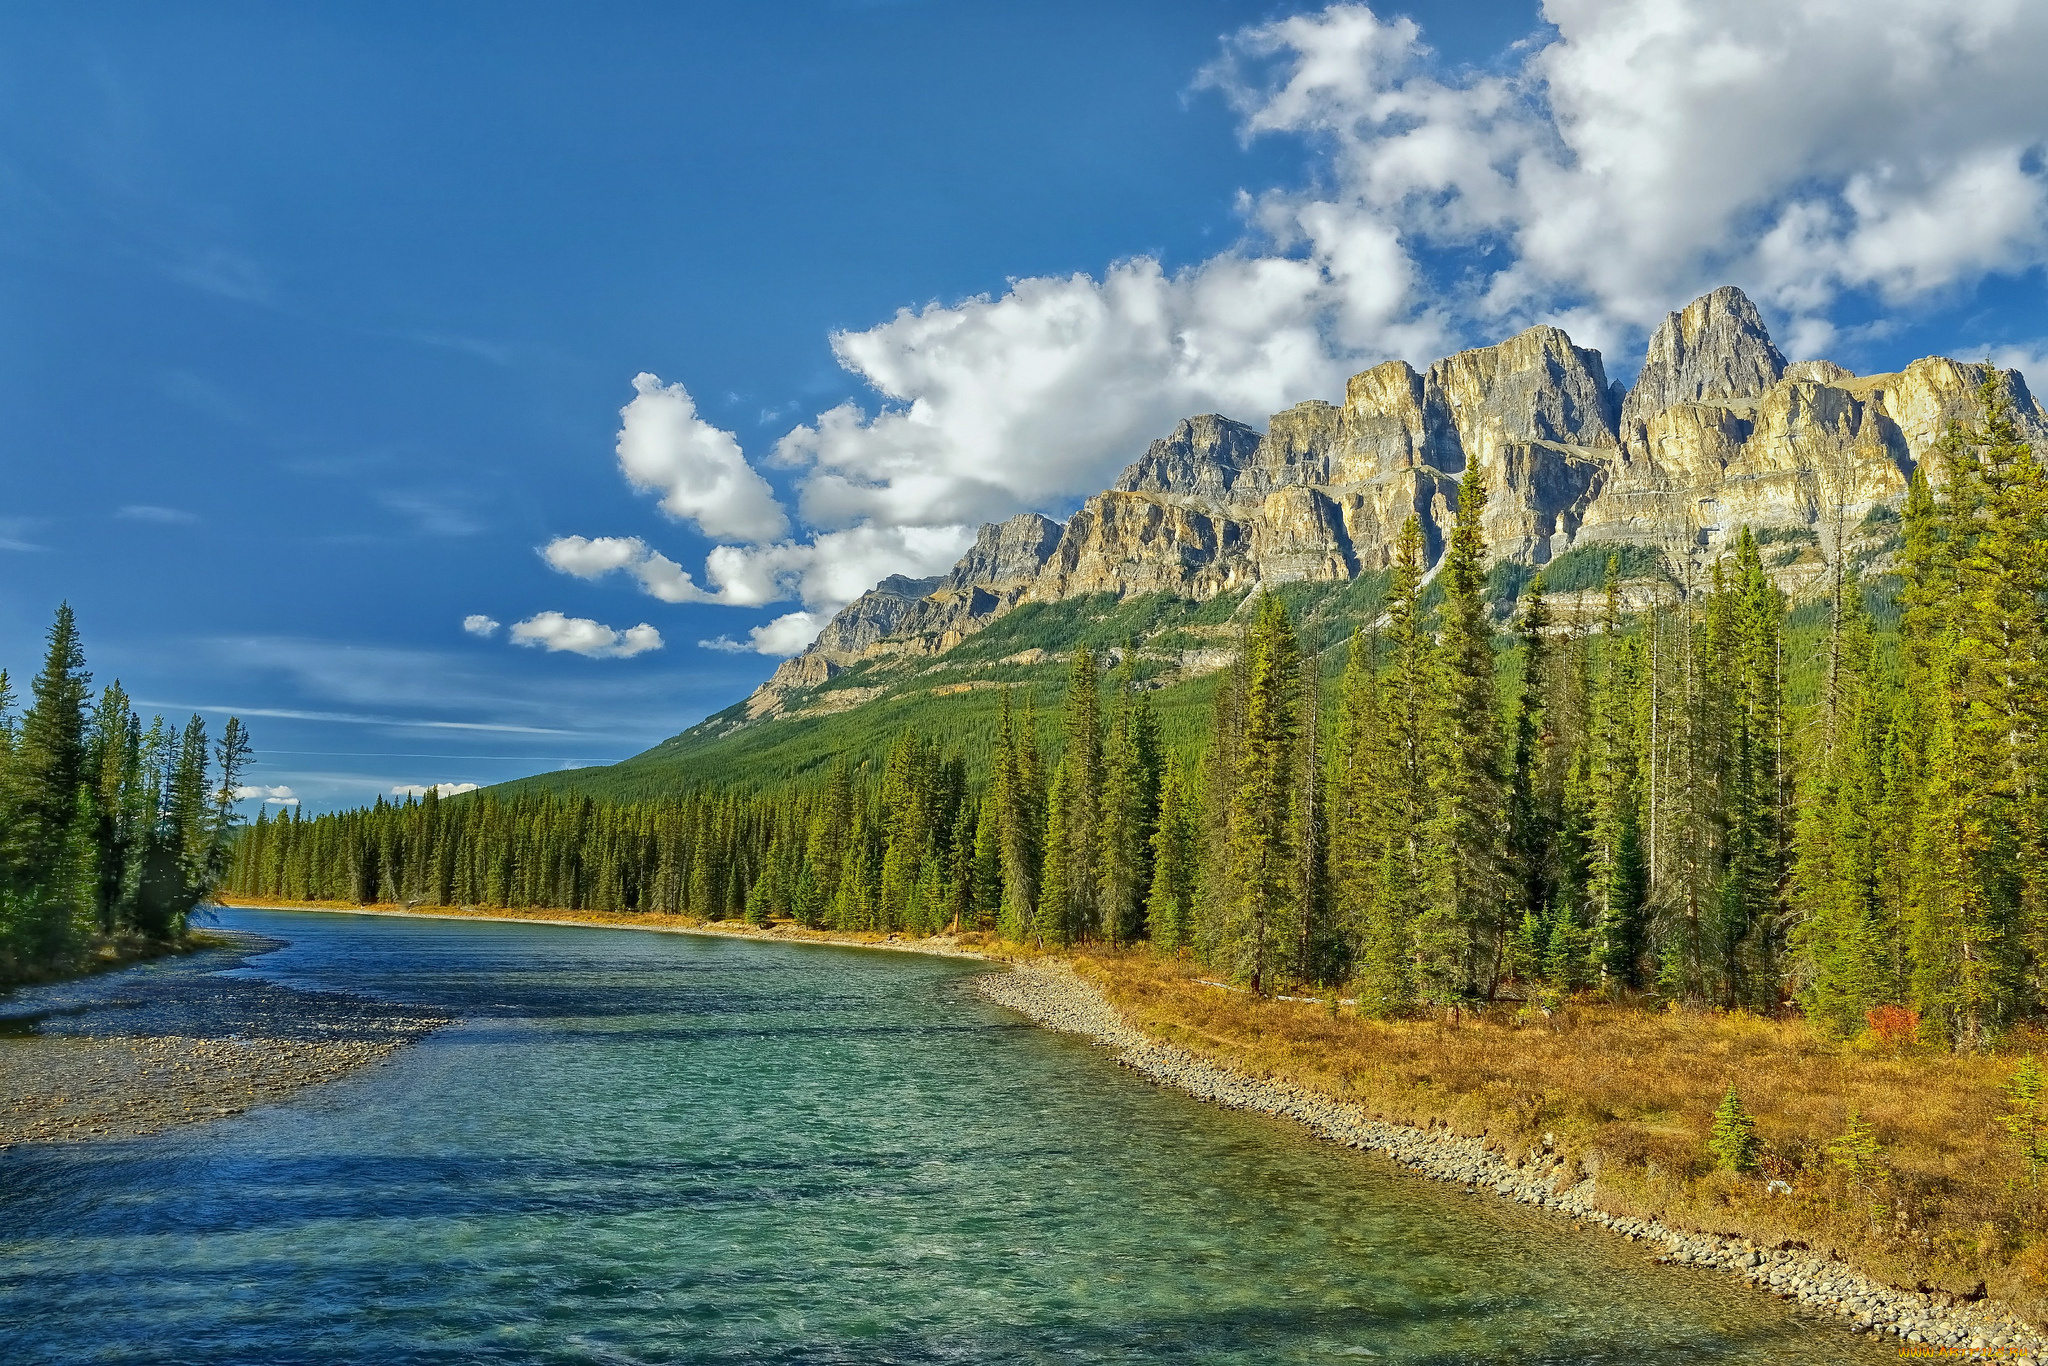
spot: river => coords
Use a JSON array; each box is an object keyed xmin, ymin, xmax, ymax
[{"xmin": 0, "ymin": 907, "xmax": 1892, "ymax": 1364}]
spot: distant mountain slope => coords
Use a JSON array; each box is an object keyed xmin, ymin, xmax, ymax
[{"xmin": 513, "ymin": 285, "xmax": 2038, "ymax": 798}]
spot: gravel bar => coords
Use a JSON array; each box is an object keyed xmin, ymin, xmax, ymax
[
  {"xmin": 978, "ymin": 958, "xmax": 2046, "ymax": 1363},
  {"xmin": 0, "ymin": 930, "xmax": 449, "ymax": 1149}
]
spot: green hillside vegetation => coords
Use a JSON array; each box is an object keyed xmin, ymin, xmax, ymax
[{"xmin": 497, "ymin": 550, "xmax": 1623, "ymax": 802}]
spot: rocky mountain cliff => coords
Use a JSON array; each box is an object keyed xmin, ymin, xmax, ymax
[{"xmin": 740, "ymin": 286, "xmax": 2046, "ymax": 724}]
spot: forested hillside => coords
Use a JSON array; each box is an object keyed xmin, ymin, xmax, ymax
[
  {"xmin": 0, "ymin": 606, "xmax": 251, "ymax": 983},
  {"xmin": 226, "ymin": 382, "xmax": 2048, "ymax": 1050}
]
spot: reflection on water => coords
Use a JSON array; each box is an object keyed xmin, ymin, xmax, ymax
[{"xmin": 0, "ymin": 908, "xmax": 1891, "ymax": 1364}]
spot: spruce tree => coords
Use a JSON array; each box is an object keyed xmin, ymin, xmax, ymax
[
  {"xmin": 1417, "ymin": 463, "xmax": 1508, "ymax": 1002},
  {"xmin": 992, "ymin": 691, "xmax": 1042, "ymax": 941},
  {"xmin": 1219, "ymin": 594, "xmax": 1302, "ymax": 994},
  {"xmin": 1146, "ymin": 752, "xmax": 1197, "ymax": 953},
  {"xmin": 1353, "ymin": 518, "xmax": 1433, "ymax": 1017},
  {"xmin": 1097, "ymin": 648, "xmax": 1159, "ymax": 946},
  {"xmin": 1056, "ymin": 647, "xmax": 1103, "ymax": 940}
]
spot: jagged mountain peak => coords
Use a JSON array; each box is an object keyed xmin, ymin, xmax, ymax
[
  {"xmin": 1112, "ymin": 413, "xmax": 1262, "ymax": 505},
  {"xmin": 1621, "ymin": 285, "xmax": 1787, "ymax": 433},
  {"xmin": 723, "ymin": 285, "xmax": 2047, "ymax": 733}
]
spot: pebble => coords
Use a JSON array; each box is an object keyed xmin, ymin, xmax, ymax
[
  {"xmin": 976, "ymin": 960, "xmax": 2048, "ymax": 1362},
  {"xmin": 0, "ymin": 932, "xmax": 449, "ymax": 1149}
]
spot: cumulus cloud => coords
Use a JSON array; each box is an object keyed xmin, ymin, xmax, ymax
[
  {"xmin": 234, "ymin": 784, "xmax": 299, "ymax": 805},
  {"xmin": 540, "ymin": 535, "xmax": 717, "ymax": 604},
  {"xmin": 462, "ymin": 614, "xmax": 501, "ymax": 638},
  {"xmin": 392, "ymin": 782, "xmax": 481, "ymax": 798},
  {"xmin": 509, "ymin": 612, "xmax": 664, "ymax": 659},
  {"xmin": 617, "ymin": 374, "xmax": 789, "ymax": 542},
  {"xmin": 1208, "ymin": 0, "xmax": 2048, "ymax": 343},
  {"xmin": 540, "ymin": 0, "xmax": 2048, "ymax": 656}
]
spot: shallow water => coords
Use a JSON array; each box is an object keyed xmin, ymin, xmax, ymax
[{"xmin": 0, "ymin": 908, "xmax": 1891, "ymax": 1364}]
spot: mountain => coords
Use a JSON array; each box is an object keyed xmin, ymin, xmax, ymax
[{"xmin": 525, "ymin": 286, "xmax": 2046, "ymax": 797}]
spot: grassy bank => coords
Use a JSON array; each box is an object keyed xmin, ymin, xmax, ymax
[
  {"xmin": 1079, "ymin": 950, "xmax": 2048, "ymax": 1326},
  {"xmin": 0, "ymin": 931, "xmax": 219, "ymax": 991}
]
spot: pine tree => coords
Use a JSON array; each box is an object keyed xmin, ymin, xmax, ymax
[
  {"xmin": 1792, "ymin": 571, "xmax": 1895, "ymax": 1033},
  {"xmin": 1352, "ymin": 519, "xmax": 1433, "ymax": 1017},
  {"xmin": 1417, "ymin": 463, "xmax": 1509, "ymax": 1002},
  {"xmin": 1907, "ymin": 382, "xmax": 2048, "ymax": 1045},
  {"xmin": 1590, "ymin": 560, "xmax": 1650, "ymax": 992},
  {"xmin": 1146, "ymin": 752, "xmax": 1197, "ymax": 953},
  {"xmin": 1708, "ymin": 1085, "xmax": 1760, "ymax": 1174},
  {"xmin": 1219, "ymin": 593, "xmax": 1302, "ymax": 994},
  {"xmin": 1330, "ymin": 629, "xmax": 1380, "ymax": 976},
  {"xmin": 1097, "ymin": 648, "xmax": 1160, "ymax": 946},
  {"xmin": 1507, "ymin": 575, "xmax": 1554, "ymax": 934},
  {"xmin": 971, "ymin": 790, "xmax": 1003, "ymax": 930},
  {"xmin": 1055, "ymin": 647, "xmax": 1102, "ymax": 940},
  {"xmin": 992, "ymin": 691, "xmax": 1042, "ymax": 942},
  {"xmin": 1035, "ymin": 767, "xmax": 1071, "ymax": 948}
]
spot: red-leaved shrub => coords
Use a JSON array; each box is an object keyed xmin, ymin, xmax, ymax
[{"xmin": 1868, "ymin": 1004, "xmax": 1920, "ymax": 1047}]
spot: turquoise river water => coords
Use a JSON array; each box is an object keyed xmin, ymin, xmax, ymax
[{"xmin": 0, "ymin": 907, "xmax": 1893, "ymax": 1364}]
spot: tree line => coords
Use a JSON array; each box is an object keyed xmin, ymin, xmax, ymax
[
  {"xmin": 225, "ymin": 382, "xmax": 2048, "ymax": 1050},
  {"xmin": 1, "ymin": 605, "xmax": 251, "ymax": 982}
]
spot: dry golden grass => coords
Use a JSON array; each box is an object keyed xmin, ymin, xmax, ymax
[{"xmin": 1077, "ymin": 950, "xmax": 2048, "ymax": 1325}]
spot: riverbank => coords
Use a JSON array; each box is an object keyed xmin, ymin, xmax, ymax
[
  {"xmin": 207, "ymin": 900, "xmax": 2047, "ymax": 1356},
  {"xmin": 209, "ymin": 896, "xmax": 1017, "ymax": 960},
  {"xmin": 0, "ymin": 929, "xmax": 212, "ymax": 990},
  {"xmin": 981, "ymin": 959, "xmax": 2045, "ymax": 1358},
  {"xmin": 1013, "ymin": 954, "xmax": 2048, "ymax": 1359},
  {"xmin": 0, "ymin": 929, "xmax": 449, "ymax": 1149}
]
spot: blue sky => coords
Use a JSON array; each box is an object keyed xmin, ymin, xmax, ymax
[{"xmin": 4, "ymin": 0, "xmax": 2046, "ymax": 812}]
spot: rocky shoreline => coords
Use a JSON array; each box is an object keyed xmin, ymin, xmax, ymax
[
  {"xmin": 977, "ymin": 959, "xmax": 2046, "ymax": 1363},
  {"xmin": 0, "ymin": 930, "xmax": 448, "ymax": 1148}
]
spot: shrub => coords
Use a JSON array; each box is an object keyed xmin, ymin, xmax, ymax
[
  {"xmin": 1868, "ymin": 1004, "xmax": 1920, "ymax": 1048},
  {"xmin": 1709, "ymin": 1085, "xmax": 1760, "ymax": 1174},
  {"xmin": 1828, "ymin": 1109, "xmax": 1884, "ymax": 1183},
  {"xmin": 2002, "ymin": 1057, "xmax": 2048, "ymax": 1185}
]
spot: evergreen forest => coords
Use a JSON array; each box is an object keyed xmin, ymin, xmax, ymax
[
  {"xmin": 224, "ymin": 382, "xmax": 2048, "ymax": 1051},
  {"xmin": 0, "ymin": 605, "xmax": 252, "ymax": 983}
]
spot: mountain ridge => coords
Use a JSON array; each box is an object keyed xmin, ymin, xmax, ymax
[{"xmin": 730, "ymin": 285, "xmax": 2043, "ymax": 732}]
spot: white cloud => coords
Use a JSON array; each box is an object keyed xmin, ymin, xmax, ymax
[
  {"xmin": 392, "ymin": 782, "xmax": 481, "ymax": 798},
  {"xmin": 745, "ymin": 611, "xmax": 830, "ymax": 657},
  {"xmin": 773, "ymin": 255, "xmax": 1394, "ymax": 534},
  {"xmin": 116, "ymin": 505, "xmax": 198, "ymax": 524},
  {"xmin": 540, "ymin": 0, "xmax": 2048, "ymax": 659},
  {"xmin": 234, "ymin": 784, "xmax": 299, "ymax": 805},
  {"xmin": 617, "ymin": 374, "xmax": 789, "ymax": 542},
  {"xmin": 462, "ymin": 614, "xmax": 501, "ymax": 638},
  {"xmin": 1208, "ymin": 0, "xmax": 2048, "ymax": 342},
  {"xmin": 509, "ymin": 612, "xmax": 664, "ymax": 659},
  {"xmin": 541, "ymin": 524, "xmax": 970, "ymax": 636},
  {"xmin": 1983, "ymin": 342, "xmax": 2048, "ymax": 384},
  {"xmin": 540, "ymin": 535, "xmax": 717, "ymax": 604}
]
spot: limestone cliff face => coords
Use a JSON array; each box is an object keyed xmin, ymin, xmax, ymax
[
  {"xmin": 1620, "ymin": 285, "xmax": 1786, "ymax": 436},
  {"xmin": 1577, "ymin": 355, "xmax": 2048, "ymax": 548},
  {"xmin": 1112, "ymin": 414, "xmax": 1261, "ymax": 507},
  {"xmin": 742, "ymin": 285, "xmax": 2048, "ymax": 721},
  {"xmin": 751, "ymin": 572, "xmax": 943, "ymax": 716}
]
